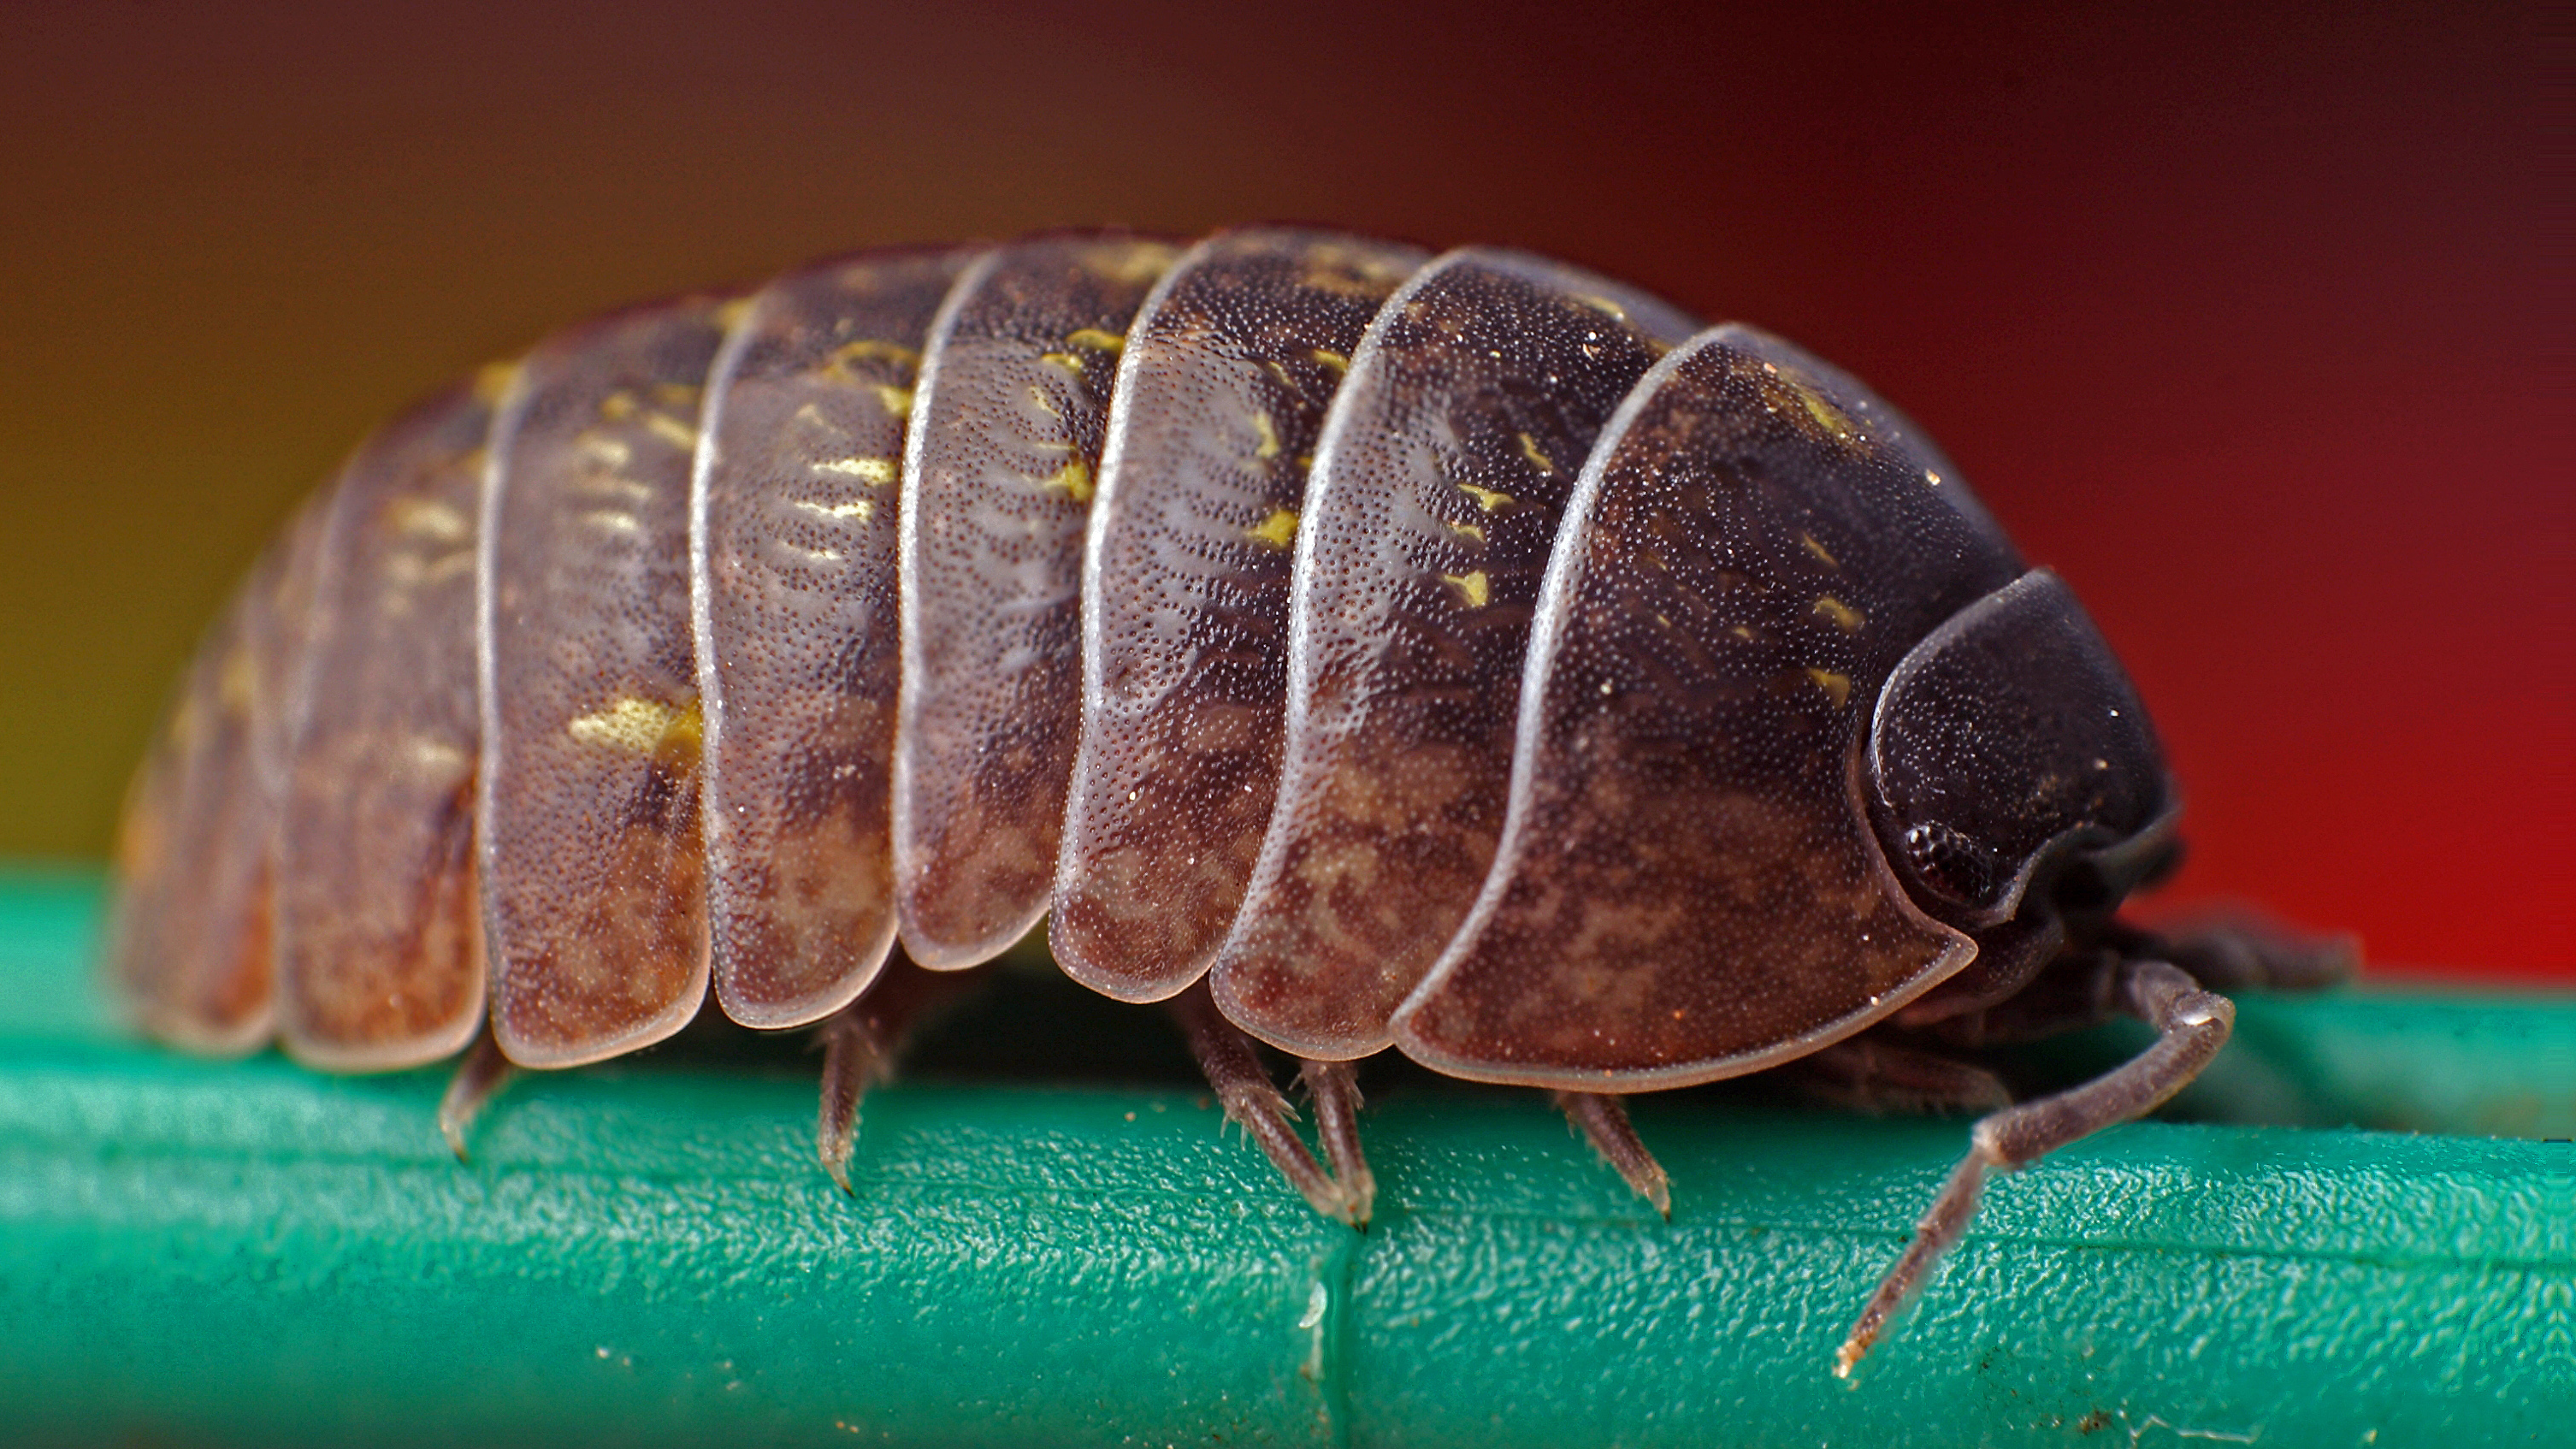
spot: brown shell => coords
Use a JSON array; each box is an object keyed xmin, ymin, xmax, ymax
[{"xmin": 113, "ymin": 226, "xmax": 2066, "ymax": 1091}]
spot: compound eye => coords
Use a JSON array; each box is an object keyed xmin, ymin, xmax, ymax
[{"xmin": 1903, "ymin": 820, "xmax": 2003, "ymax": 911}]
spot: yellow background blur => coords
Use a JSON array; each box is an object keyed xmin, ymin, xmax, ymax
[{"xmin": 0, "ymin": 3, "xmax": 2555, "ymax": 975}]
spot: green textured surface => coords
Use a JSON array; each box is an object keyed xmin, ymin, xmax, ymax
[{"xmin": 0, "ymin": 868, "xmax": 2568, "ymax": 1446}]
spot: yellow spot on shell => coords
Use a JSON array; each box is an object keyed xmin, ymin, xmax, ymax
[
  {"xmin": 1793, "ymin": 384, "xmax": 1853, "ymax": 438},
  {"xmin": 1812, "ymin": 596, "xmax": 1865, "ymax": 633},
  {"xmin": 572, "ymin": 470, "xmax": 650, "ymax": 503},
  {"xmin": 714, "ymin": 297, "xmax": 755, "ymax": 332},
  {"xmin": 1245, "ymin": 509, "xmax": 1300, "ymax": 550},
  {"xmin": 829, "ymin": 339, "xmax": 923, "ymax": 374},
  {"xmin": 1448, "ymin": 519, "xmax": 1486, "ymax": 546},
  {"xmin": 1441, "ymin": 570, "xmax": 1492, "ymax": 608},
  {"xmin": 1925, "ymin": 470, "xmax": 1944, "ymax": 486},
  {"xmin": 472, "ymin": 361, "xmax": 521, "ymax": 405},
  {"xmin": 1081, "ymin": 244, "xmax": 1178, "ymax": 286},
  {"xmin": 581, "ymin": 510, "xmax": 641, "ymax": 535},
  {"xmin": 795, "ymin": 498, "xmax": 875, "ymax": 522},
  {"xmin": 1251, "ymin": 411, "xmax": 1282, "ymax": 461},
  {"xmin": 813, "ymin": 457, "xmax": 898, "ymax": 485},
  {"xmin": 411, "ymin": 550, "xmax": 475, "ymax": 586},
  {"xmin": 1039, "ymin": 351, "xmax": 1085, "ymax": 376},
  {"xmin": 576, "ymin": 432, "xmax": 634, "ymax": 470},
  {"xmin": 1038, "ymin": 459, "xmax": 1095, "ymax": 503},
  {"xmin": 568, "ymin": 695, "xmax": 701, "ymax": 758},
  {"xmin": 600, "ymin": 391, "xmax": 638, "ymax": 421},
  {"xmin": 1066, "ymin": 328, "xmax": 1127, "ymax": 353},
  {"xmin": 1728, "ymin": 624, "xmax": 1758, "ymax": 642},
  {"xmin": 644, "ymin": 412, "xmax": 698, "ymax": 451},
  {"xmin": 870, "ymin": 384, "xmax": 913, "ymax": 417},
  {"xmin": 1516, "ymin": 433, "xmax": 1557, "ymax": 475},
  {"xmin": 1805, "ymin": 668, "xmax": 1853, "ymax": 707},
  {"xmin": 216, "ymin": 647, "xmax": 257, "ymax": 713},
  {"xmin": 408, "ymin": 737, "xmax": 470, "ymax": 776},
  {"xmin": 1574, "ymin": 293, "xmax": 1629, "ymax": 322},
  {"xmin": 388, "ymin": 499, "xmax": 470, "ymax": 543},
  {"xmin": 1456, "ymin": 482, "xmax": 1517, "ymax": 512},
  {"xmin": 1311, "ymin": 348, "xmax": 1349, "ymax": 374},
  {"xmin": 1800, "ymin": 532, "xmax": 1840, "ymax": 568}
]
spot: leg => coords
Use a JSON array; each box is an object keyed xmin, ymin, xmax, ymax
[
  {"xmin": 1170, "ymin": 983, "xmax": 1359, "ymax": 1225},
  {"xmin": 1835, "ymin": 957, "xmax": 2234, "ymax": 1377},
  {"xmin": 1787, "ymin": 1037, "xmax": 2014, "ymax": 1117},
  {"xmin": 1554, "ymin": 1091, "xmax": 1671, "ymax": 1218},
  {"xmin": 814, "ymin": 957, "xmax": 980, "ymax": 1193},
  {"xmin": 436, "ymin": 1025, "xmax": 514, "ymax": 1160},
  {"xmin": 813, "ymin": 1008, "xmax": 886, "ymax": 1196},
  {"xmin": 1303, "ymin": 1059, "xmax": 1377, "ymax": 1227}
]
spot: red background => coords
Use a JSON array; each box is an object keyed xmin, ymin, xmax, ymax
[{"xmin": 0, "ymin": 2, "xmax": 2560, "ymax": 979}]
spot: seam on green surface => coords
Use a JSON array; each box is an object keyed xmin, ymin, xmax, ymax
[{"xmin": 1312, "ymin": 1229, "xmax": 1362, "ymax": 1449}]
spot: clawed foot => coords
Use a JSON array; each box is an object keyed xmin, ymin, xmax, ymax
[
  {"xmin": 810, "ymin": 956, "xmax": 986, "ymax": 1193},
  {"xmin": 1555, "ymin": 1091, "xmax": 1671, "ymax": 1218},
  {"xmin": 1171, "ymin": 984, "xmax": 1376, "ymax": 1226},
  {"xmin": 436, "ymin": 1026, "xmax": 514, "ymax": 1160}
]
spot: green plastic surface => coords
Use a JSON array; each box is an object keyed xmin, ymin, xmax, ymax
[{"xmin": 1, "ymin": 867, "xmax": 2567, "ymax": 1446}]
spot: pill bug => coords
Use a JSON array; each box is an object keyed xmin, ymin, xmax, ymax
[{"xmin": 109, "ymin": 226, "xmax": 2351, "ymax": 1371}]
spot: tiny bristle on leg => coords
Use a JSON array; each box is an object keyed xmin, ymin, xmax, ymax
[
  {"xmin": 1173, "ymin": 985, "xmax": 1350, "ymax": 1223},
  {"xmin": 1835, "ymin": 957, "xmax": 2234, "ymax": 1376},
  {"xmin": 436, "ymin": 1026, "xmax": 514, "ymax": 1161},
  {"xmin": 1554, "ymin": 1091, "xmax": 1670, "ymax": 1218},
  {"xmin": 1302, "ymin": 1058, "xmax": 1374, "ymax": 1227}
]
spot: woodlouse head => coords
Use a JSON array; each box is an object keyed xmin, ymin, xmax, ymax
[{"xmin": 1864, "ymin": 568, "xmax": 2175, "ymax": 937}]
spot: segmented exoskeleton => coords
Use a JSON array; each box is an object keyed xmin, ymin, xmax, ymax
[{"xmin": 111, "ymin": 227, "xmax": 2349, "ymax": 1370}]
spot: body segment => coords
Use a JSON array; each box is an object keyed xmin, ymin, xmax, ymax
[
  {"xmin": 1394, "ymin": 326, "xmax": 2013, "ymax": 1086},
  {"xmin": 276, "ymin": 381, "xmax": 497, "ymax": 1068},
  {"xmin": 1207, "ymin": 250, "xmax": 1699, "ymax": 1059},
  {"xmin": 892, "ymin": 234, "xmax": 1177, "ymax": 967},
  {"xmin": 1054, "ymin": 227, "xmax": 1428, "ymax": 1002},
  {"xmin": 694, "ymin": 248, "xmax": 971, "ymax": 1028},
  {"xmin": 111, "ymin": 490, "xmax": 330, "ymax": 1054},
  {"xmin": 476, "ymin": 298, "xmax": 729, "ymax": 1067}
]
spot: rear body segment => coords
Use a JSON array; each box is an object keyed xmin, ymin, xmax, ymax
[
  {"xmin": 111, "ymin": 490, "xmax": 331, "ymax": 1055},
  {"xmin": 277, "ymin": 381, "xmax": 496, "ymax": 1069}
]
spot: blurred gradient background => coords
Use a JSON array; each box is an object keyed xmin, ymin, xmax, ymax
[{"xmin": 0, "ymin": 2, "xmax": 2560, "ymax": 980}]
